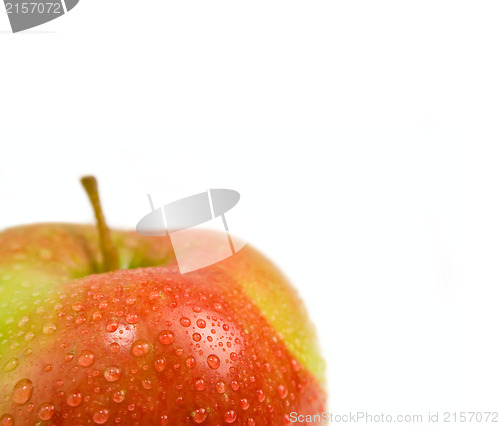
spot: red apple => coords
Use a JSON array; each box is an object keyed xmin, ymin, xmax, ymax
[{"xmin": 0, "ymin": 177, "xmax": 326, "ymax": 425}]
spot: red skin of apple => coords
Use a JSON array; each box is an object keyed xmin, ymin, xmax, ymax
[{"xmin": 0, "ymin": 225, "xmax": 326, "ymax": 425}]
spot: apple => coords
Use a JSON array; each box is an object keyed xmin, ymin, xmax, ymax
[{"xmin": 0, "ymin": 177, "xmax": 326, "ymax": 425}]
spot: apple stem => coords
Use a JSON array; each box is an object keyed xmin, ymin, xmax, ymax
[{"xmin": 81, "ymin": 176, "xmax": 119, "ymax": 272}]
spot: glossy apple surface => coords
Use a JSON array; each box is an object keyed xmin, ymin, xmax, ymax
[{"xmin": 0, "ymin": 225, "xmax": 326, "ymax": 425}]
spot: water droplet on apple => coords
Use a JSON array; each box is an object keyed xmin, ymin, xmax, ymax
[
  {"xmin": 230, "ymin": 352, "xmax": 237, "ymax": 361},
  {"xmin": 247, "ymin": 418, "xmax": 256, "ymax": 426},
  {"xmin": 142, "ymin": 379, "xmax": 153, "ymax": 389},
  {"xmin": 104, "ymin": 365, "xmax": 121, "ymax": 382},
  {"xmin": 216, "ymin": 380, "xmax": 226, "ymax": 393},
  {"xmin": 72, "ymin": 303, "xmax": 83, "ymax": 312},
  {"xmin": 230, "ymin": 380, "xmax": 239, "ymax": 391},
  {"xmin": 66, "ymin": 392, "xmax": 82, "ymax": 407},
  {"xmin": 257, "ymin": 389, "xmax": 265, "ymax": 402},
  {"xmin": 38, "ymin": 402, "xmax": 55, "ymax": 420},
  {"xmin": 42, "ymin": 322, "xmax": 57, "ymax": 335},
  {"xmin": 192, "ymin": 408, "xmax": 207, "ymax": 423},
  {"xmin": 207, "ymin": 354, "xmax": 220, "ymax": 370},
  {"xmin": 112, "ymin": 389, "xmax": 126, "ymax": 403},
  {"xmin": 196, "ymin": 319, "xmax": 206, "ymax": 328},
  {"xmin": 224, "ymin": 410, "xmax": 237, "ymax": 423},
  {"xmin": 180, "ymin": 317, "xmax": 191, "ymax": 327},
  {"xmin": 240, "ymin": 398, "xmax": 249, "ymax": 410},
  {"xmin": 109, "ymin": 342, "xmax": 120, "ymax": 353},
  {"xmin": 186, "ymin": 356, "xmax": 196, "ymax": 369},
  {"xmin": 193, "ymin": 333, "xmax": 201, "ymax": 342},
  {"xmin": 214, "ymin": 303, "xmax": 223, "ymax": 312},
  {"xmin": 277, "ymin": 384, "xmax": 288, "ymax": 399},
  {"xmin": 0, "ymin": 414, "xmax": 13, "ymax": 426},
  {"xmin": 12, "ymin": 378, "xmax": 33, "ymax": 405},
  {"xmin": 2, "ymin": 358, "xmax": 18, "ymax": 372},
  {"xmin": 154, "ymin": 356, "xmax": 166, "ymax": 372},
  {"xmin": 24, "ymin": 331, "xmax": 34, "ymax": 341},
  {"xmin": 125, "ymin": 314, "xmax": 138, "ymax": 324},
  {"xmin": 92, "ymin": 408, "xmax": 110, "ymax": 424},
  {"xmin": 106, "ymin": 322, "xmax": 119, "ymax": 332},
  {"xmin": 17, "ymin": 316, "xmax": 29, "ymax": 328},
  {"xmin": 78, "ymin": 350, "xmax": 95, "ymax": 367},
  {"xmin": 195, "ymin": 378, "xmax": 205, "ymax": 391},
  {"xmin": 131, "ymin": 339, "xmax": 150, "ymax": 357},
  {"xmin": 125, "ymin": 296, "xmax": 136, "ymax": 305},
  {"xmin": 158, "ymin": 330, "xmax": 174, "ymax": 345},
  {"xmin": 223, "ymin": 324, "xmax": 229, "ymax": 331}
]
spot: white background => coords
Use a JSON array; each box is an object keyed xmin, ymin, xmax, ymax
[{"xmin": 2, "ymin": 1, "xmax": 500, "ymax": 417}]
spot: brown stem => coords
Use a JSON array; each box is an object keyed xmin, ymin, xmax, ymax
[{"xmin": 81, "ymin": 176, "xmax": 119, "ymax": 272}]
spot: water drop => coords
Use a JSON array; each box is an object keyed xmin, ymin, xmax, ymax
[
  {"xmin": 125, "ymin": 314, "xmax": 138, "ymax": 324},
  {"xmin": 193, "ymin": 333, "xmax": 201, "ymax": 342},
  {"xmin": 214, "ymin": 303, "xmax": 223, "ymax": 312},
  {"xmin": 66, "ymin": 392, "xmax": 82, "ymax": 407},
  {"xmin": 223, "ymin": 324, "xmax": 229, "ymax": 331},
  {"xmin": 230, "ymin": 352, "xmax": 237, "ymax": 361},
  {"xmin": 131, "ymin": 339, "xmax": 150, "ymax": 357},
  {"xmin": 207, "ymin": 354, "xmax": 220, "ymax": 370},
  {"xmin": 240, "ymin": 398, "xmax": 249, "ymax": 410},
  {"xmin": 142, "ymin": 379, "xmax": 153, "ymax": 389},
  {"xmin": 109, "ymin": 342, "xmax": 121, "ymax": 353},
  {"xmin": 38, "ymin": 402, "xmax": 55, "ymax": 420},
  {"xmin": 78, "ymin": 350, "xmax": 95, "ymax": 367},
  {"xmin": 195, "ymin": 378, "xmax": 205, "ymax": 391},
  {"xmin": 180, "ymin": 317, "xmax": 191, "ymax": 327},
  {"xmin": 224, "ymin": 410, "xmax": 237, "ymax": 423},
  {"xmin": 215, "ymin": 381, "xmax": 226, "ymax": 394},
  {"xmin": 113, "ymin": 389, "xmax": 126, "ymax": 403},
  {"xmin": 104, "ymin": 365, "xmax": 121, "ymax": 382},
  {"xmin": 17, "ymin": 316, "xmax": 29, "ymax": 328},
  {"xmin": 0, "ymin": 415, "xmax": 13, "ymax": 426},
  {"xmin": 72, "ymin": 303, "xmax": 83, "ymax": 312},
  {"xmin": 42, "ymin": 322, "xmax": 57, "ymax": 335},
  {"xmin": 154, "ymin": 357, "xmax": 166, "ymax": 372},
  {"xmin": 193, "ymin": 408, "xmax": 207, "ymax": 423},
  {"xmin": 125, "ymin": 296, "xmax": 136, "ymax": 305},
  {"xmin": 186, "ymin": 356, "xmax": 196, "ymax": 369},
  {"xmin": 64, "ymin": 353, "xmax": 74, "ymax": 362},
  {"xmin": 93, "ymin": 408, "xmax": 110, "ymax": 424},
  {"xmin": 257, "ymin": 389, "xmax": 265, "ymax": 402},
  {"xmin": 277, "ymin": 384, "xmax": 288, "ymax": 399},
  {"xmin": 196, "ymin": 319, "xmax": 206, "ymax": 328},
  {"xmin": 247, "ymin": 419, "xmax": 256, "ymax": 426},
  {"xmin": 230, "ymin": 380, "xmax": 239, "ymax": 391},
  {"xmin": 106, "ymin": 322, "xmax": 118, "ymax": 332},
  {"xmin": 2, "ymin": 358, "xmax": 18, "ymax": 372},
  {"xmin": 158, "ymin": 330, "xmax": 174, "ymax": 345},
  {"xmin": 25, "ymin": 331, "xmax": 34, "ymax": 341},
  {"xmin": 12, "ymin": 378, "xmax": 33, "ymax": 405}
]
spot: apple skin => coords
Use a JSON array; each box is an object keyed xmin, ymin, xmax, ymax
[{"xmin": 0, "ymin": 224, "xmax": 326, "ymax": 425}]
